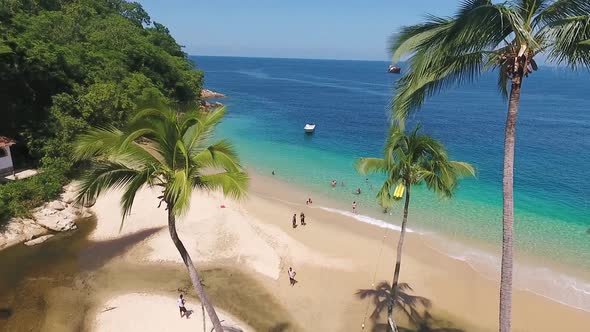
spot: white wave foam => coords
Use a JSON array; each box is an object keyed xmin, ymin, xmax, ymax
[
  {"xmin": 311, "ymin": 203, "xmax": 590, "ymax": 312},
  {"xmin": 319, "ymin": 206, "xmax": 415, "ymax": 233},
  {"xmin": 427, "ymin": 237, "xmax": 590, "ymax": 312}
]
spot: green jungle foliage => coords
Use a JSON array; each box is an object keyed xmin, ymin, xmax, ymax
[{"xmin": 0, "ymin": 0, "xmax": 203, "ymax": 222}]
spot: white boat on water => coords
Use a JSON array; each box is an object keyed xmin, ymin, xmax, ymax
[{"xmin": 304, "ymin": 123, "xmax": 316, "ymax": 133}]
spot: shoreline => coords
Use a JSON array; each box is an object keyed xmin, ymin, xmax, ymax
[
  {"xmin": 244, "ymin": 173, "xmax": 590, "ymax": 330},
  {"xmin": 247, "ymin": 171, "xmax": 590, "ymax": 315},
  {"xmin": 222, "ymin": 131, "xmax": 590, "ymax": 273}
]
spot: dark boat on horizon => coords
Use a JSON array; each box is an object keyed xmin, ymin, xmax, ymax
[{"xmin": 388, "ymin": 65, "xmax": 401, "ymax": 74}]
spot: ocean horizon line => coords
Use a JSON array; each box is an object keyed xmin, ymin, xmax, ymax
[
  {"xmin": 190, "ymin": 54, "xmax": 568, "ymax": 68},
  {"xmin": 192, "ymin": 54, "xmax": 396, "ymax": 63}
]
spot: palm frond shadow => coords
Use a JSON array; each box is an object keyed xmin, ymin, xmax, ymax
[
  {"xmin": 398, "ymin": 311, "xmax": 464, "ymax": 332},
  {"xmin": 357, "ymin": 281, "xmax": 431, "ymax": 324},
  {"xmin": 357, "ymin": 281, "xmax": 464, "ymax": 332}
]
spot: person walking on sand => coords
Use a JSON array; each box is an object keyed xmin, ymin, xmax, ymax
[
  {"xmin": 178, "ymin": 294, "xmax": 187, "ymax": 318},
  {"xmin": 292, "ymin": 214, "xmax": 297, "ymax": 228},
  {"xmin": 300, "ymin": 212, "xmax": 306, "ymax": 225},
  {"xmin": 352, "ymin": 201, "xmax": 357, "ymax": 214},
  {"xmin": 288, "ymin": 267, "xmax": 297, "ymax": 286}
]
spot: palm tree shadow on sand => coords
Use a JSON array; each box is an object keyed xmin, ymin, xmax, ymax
[{"xmin": 357, "ymin": 281, "xmax": 464, "ymax": 332}]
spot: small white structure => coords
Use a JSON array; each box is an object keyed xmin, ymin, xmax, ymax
[
  {"xmin": 304, "ymin": 123, "xmax": 316, "ymax": 133},
  {"xmin": 0, "ymin": 136, "xmax": 16, "ymax": 176}
]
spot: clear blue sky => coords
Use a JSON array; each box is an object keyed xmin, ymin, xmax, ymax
[{"xmin": 136, "ymin": 0, "xmax": 459, "ymax": 61}]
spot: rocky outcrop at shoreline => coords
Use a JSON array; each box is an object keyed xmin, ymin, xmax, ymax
[
  {"xmin": 200, "ymin": 88, "xmax": 226, "ymax": 99},
  {"xmin": 200, "ymin": 88, "xmax": 225, "ymax": 111},
  {"xmin": 0, "ymin": 218, "xmax": 48, "ymax": 250},
  {"xmin": 0, "ymin": 183, "xmax": 90, "ymax": 250}
]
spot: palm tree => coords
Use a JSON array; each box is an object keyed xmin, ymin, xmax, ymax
[
  {"xmin": 388, "ymin": 1, "xmax": 590, "ymax": 331},
  {"xmin": 356, "ymin": 125, "xmax": 475, "ymax": 332},
  {"xmin": 73, "ymin": 106, "xmax": 248, "ymax": 332}
]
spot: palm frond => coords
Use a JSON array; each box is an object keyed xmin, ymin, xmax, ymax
[
  {"xmin": 75, "ymin": 162, "xmax": 144, "ymax": 208},
  {"xmin": 412, "ymin": 134, "xmax": 447, "ymax": 161},
  {"xmin": 544, "ymin": 15, "xmax": 590, "ymax": 68},
  {"xmin": 355, "ymin": 158, "xmax": 388, "ymax": 175},
  {"xmin": 166, "ymin": 169, "xmax": 192, "ymax": 216},
  {"xmin": 517, "ymin": 0, "xmax": 549, "ymax": 26},
  {"xmin": 130, "ymin": 107, "xmax": 176, "ymax": 124},
  {"xmin": 534, "ymin": 0, "xmax": 590, "ymax": 26},
  {"xmin": 182, "ymin": 118, "xmax": 207, "ymax": 153},
  {"xmin": 202, "ymin": 106, "xmax": 227, "ymax": 129},
  {"xmin": 178, "ymin": 111, "xmax": 203, "ymax": 133},
  {"xmin": 198, "ymin": 171, "xmax": 249, "ymax": 200},
  {"xmin": 449, "ymin": 161, "xmax": 477, "ymax": 178},
  {"xmin": 119, "ymin": 167, "xmax": 154, "ymax": 231},
  {"xmin": 73, "ymin": 127, "xmax": 125, "ymax": 161},
  {"xmin": 496, "ymin": 58, "xmax": 511, "ymax": 98},
  {"xmin": 376, "ymin": 179, "xmax": 396, "ymax": 208},
  {"xmin": 389, "ymin": 17, "xmax": 453, "ymax": 63},
  {"xmin": 392, "ymin": 51, "xmax": 489, "ymax": 123},
  {"xmin": 193, "ymin": 139, "xmax": 242, "ymax": 172}
]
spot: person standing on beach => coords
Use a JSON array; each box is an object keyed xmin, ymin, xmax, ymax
[
  {"xmin": 288, "ymin": 267, "xmax": 297, "ymax": 286},
  {"xmin": 292, "ymin": 214, "xmax": 297, "ymax": 228},
  {"xmin": 178, "ymin": 294, "xmax": 187, "ymax": 318},
  {"xmin": 300, "ymin": 212, "xmax": 306, "ymax": 225},
  {"xmin": 352, "ymin": 201, "xmax": 357, "ymax": 214}
]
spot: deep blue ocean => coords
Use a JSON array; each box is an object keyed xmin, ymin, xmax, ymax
[{"xmin": 192, "ymin": 55, "xmax": 590, "ymax": 309}]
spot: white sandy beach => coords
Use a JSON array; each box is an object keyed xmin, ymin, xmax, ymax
[
  {"xmin": 92, "ymin": 293, "xmax": 251, "ymax": 332},
  {"xmin": 84, "ymin": 174, "xmax": 590, "ymax": 331}
]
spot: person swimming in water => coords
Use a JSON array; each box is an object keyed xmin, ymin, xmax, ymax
[
  {"xmin": 330, "ymin": 180, "xmax": 337, "ymax": 187},
  {"xmin": 356, "ymin": 188, "xmax": 362, "ymax": 195}
]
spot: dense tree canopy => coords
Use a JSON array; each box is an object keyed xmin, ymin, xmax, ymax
[
  {"xmin": 0, "ymin": 0, "xmax": 203, "ymax": 222},
  {"xmin": 0, "ymin": 0, "xmax": 203, "ymax": 165}
]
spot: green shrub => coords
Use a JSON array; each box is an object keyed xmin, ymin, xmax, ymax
[{"xmin": 0, "ymin": 158, "xmax": 70, "ymax": 225}]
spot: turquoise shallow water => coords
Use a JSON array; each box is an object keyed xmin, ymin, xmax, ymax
[{"xmin": 193, "ymin": 56, "xmax": 590, "ymax": 309}]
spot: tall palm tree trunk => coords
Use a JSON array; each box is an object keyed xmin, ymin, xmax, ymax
[
  {"xmin": 387, "ymin": 185, "xmax": 411, "ymax": 332},
  {"xmin": 167, "ymin": 205, "xmax": 225, "ymax": 332},
  {"xmin": 499, "ymin": 77, "xmax": 521, "ymax": 332},
  {"xmin": 202, "ymin": 303, "xmax": 206, "ymax": 332}
]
